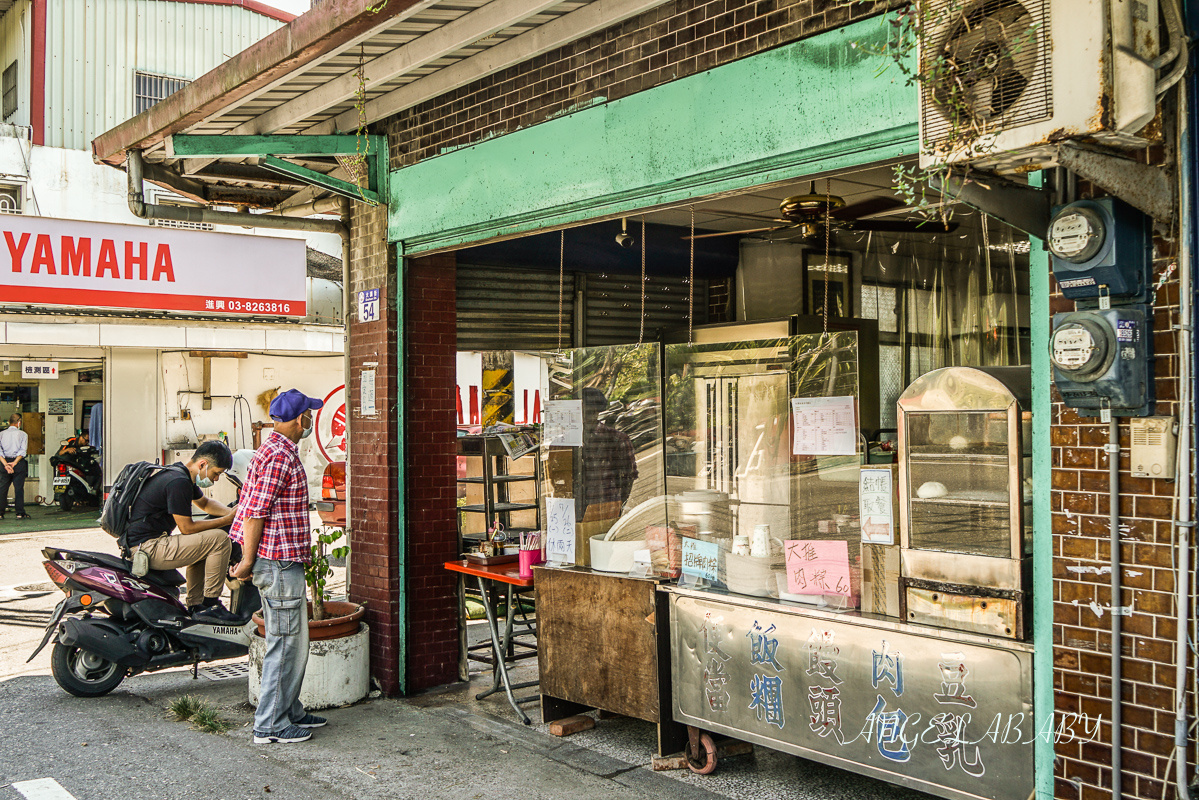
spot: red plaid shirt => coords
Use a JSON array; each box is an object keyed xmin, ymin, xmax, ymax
[{"xmin": 230, "ymin": 431, "xmax": 311, "ymax": 563}]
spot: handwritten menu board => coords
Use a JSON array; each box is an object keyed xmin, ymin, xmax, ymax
[
  {"xmin": 791, "ymin": 396, "xmax": 857, "ymax": 455},
  {"xmin": 784, "ymin": 540, "xmax": 852, "ymax": 596},
  {"xmin": 681, "ymin": 538, "xmax": 720, "ymax": 582},
  {"xmin": 543, "ymin": 400, "xmax": 583, "ymax": 447},
  {"xmin": 859, "ymin": 468, "xmax": 895, "ymax": 545},
  {"xmin": 545, "ymin": 496, "xmax": 577, "ymax": 564}
]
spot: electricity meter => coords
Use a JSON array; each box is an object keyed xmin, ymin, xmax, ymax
[
  {"xmin": 1049, "ymin": 198, "xmax": 1150, "ymax": 301},
  {"xmin": 1050, "ymin": 306, "xmax": 1154, "ymax": 417}
]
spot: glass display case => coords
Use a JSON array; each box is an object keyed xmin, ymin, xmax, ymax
[
  {"xmin": 897, "ymin": 366, "xmax": 1032, "ymax": 639},
  {"xmin": 663, "ymin": 330, "xmax": 865, "ymax": 605}
]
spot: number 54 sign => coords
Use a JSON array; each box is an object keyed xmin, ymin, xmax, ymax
[{"xmin": 357, "ymin": 288, "xmax": 380, "ymax": 323}]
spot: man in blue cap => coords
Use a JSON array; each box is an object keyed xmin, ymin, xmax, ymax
[{"xmin": 229, "ymin": 388, "xmax": 326, "ymax": 744}]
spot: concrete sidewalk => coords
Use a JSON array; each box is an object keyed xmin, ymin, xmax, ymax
[
  {"xmin": 0, "ymin": 527, "xmax": 929, "ymax": 800},
  {"xmin": 0, "ymin": 656, "xmax": 931, "ymax": 800}
]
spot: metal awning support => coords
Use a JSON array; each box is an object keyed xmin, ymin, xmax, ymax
[
  {"xmin": 166, "ymin": 134, "xmax": 388, "ymax": 207},
  {"xmin": 929, "ymin": 170, "xmax": 1053, "ymax": 239},
  {"xmin": 259, "ymin": 156, "xmax": 379, "ymax": 205}
]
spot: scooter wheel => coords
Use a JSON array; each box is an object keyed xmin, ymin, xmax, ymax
[
  {"xmin": 58, "ymin": 494, "xmax": 73, "ymax": 512},
  {"xmin": 50, "ymin": 643, "xmax": 125, "ymax": 697},
  {"xmin": 685, "ymin": 732, "xmax": 718, "ymax": 775}
]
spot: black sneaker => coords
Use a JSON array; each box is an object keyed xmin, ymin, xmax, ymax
[
  {"xmin": 253, "ymin": 725, "xmax": 312, "ymax": 744},
  {"xmin": 292, "ymin": 713, "xmax": 327, "ymax": 728},
  {"xmin": 193, "ymin": 602, "xmax": 239, "ymax": 623}
]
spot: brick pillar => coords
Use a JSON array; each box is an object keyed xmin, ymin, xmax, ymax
[
  {"xmin": 403, "ymin": 253, "xmax": 460, "ymax": 691},
  {"xmin": 346, "ymin": 202, "xmax": 403, "ymax": 694}
]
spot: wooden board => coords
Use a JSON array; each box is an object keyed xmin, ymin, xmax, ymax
[
  {"xmin": 536, "ymin": 568, "xmax": 662, "ymax": 723},
  {"xmin": 23, "ymin": 412, "xmax": 44, "ymax": 455}
]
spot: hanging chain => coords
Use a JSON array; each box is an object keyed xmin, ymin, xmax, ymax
[
  {"xmin": 558, "ymin": 229, "xmax": 565, "ymax": 350},
  {"xmin": 638, "ymin": 217, "xmax": 647, "ymax": 345},
  {"xmin": 688, "ymin": 205, "xmax": 695, "ymax": 345},
  {"xmin": 823, "ymin": 177, "xmax": 832, "ymax": 334},
  {"xmin": 335, "ymin": 45, "xmax": 370, "ymax": 202}
]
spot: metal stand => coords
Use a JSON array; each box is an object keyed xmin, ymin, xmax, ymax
[{"xmin": 472, "ymin": 576, "xmax": 539, "ymax": 724}]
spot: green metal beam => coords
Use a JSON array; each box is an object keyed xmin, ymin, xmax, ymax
[
  {"xmin": 169, "ymin": 134, "xmax": 364, "ymax": 158},
  {"xmin": 387, "ymin": 18, "xmax": 917, "ymax": 252},
  {"xmin": 259, "ymin": 156, "xmax": 380, "ymax": 205}
]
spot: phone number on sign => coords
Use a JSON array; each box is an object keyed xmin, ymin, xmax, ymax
[{"xmin": 221, "ymin": 300, "xmax": 293, "ymax": 314}]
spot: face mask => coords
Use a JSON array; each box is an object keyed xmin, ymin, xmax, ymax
[
  {"xmin": 300, "ymin": 416, "xmax": 314, "ymax": 439},
  {"xmin": 195, "ymin": 465, "xmax": 214, "ymax": 489}
]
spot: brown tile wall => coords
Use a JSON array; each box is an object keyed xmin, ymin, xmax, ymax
[
  {"xmin": 1051, "ymin": 236, "xmax": 1193, "ymax": 799},
  {"xmin": 383, "ymin": 0, "xmax": 891, "ymax": 170},
  {"xmin": 346, "ymin": 202, "xmax": 404, "ymax": 694},
  {"xmin": 403, "ymin": 253, "xmax": 461, "ymax": 691}
]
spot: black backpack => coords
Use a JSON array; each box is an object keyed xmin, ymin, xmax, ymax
[{"xmin": 100, "ymin": 461, "xmax": 187, "ymax": 555}]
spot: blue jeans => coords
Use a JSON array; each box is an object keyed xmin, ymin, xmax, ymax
[{"xmin": 252, "ymin": 558, "xmax": 308, "ymax": 734}]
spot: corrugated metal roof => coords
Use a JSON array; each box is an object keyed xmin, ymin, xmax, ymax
[
  {"xmin": 45, "ymin": 0, "xmax": 285, "ymax": 149},
  {"xmin": 184, "ymin": 0, "xmax": 592, "ymax": 137},
  {"xmin": 92, "ymin": 0, "xmax": 671, "ymax": 209}
]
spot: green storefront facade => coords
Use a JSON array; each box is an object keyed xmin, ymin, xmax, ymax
[{"xmin": 383, "ymin": 18, "xmax": 1054, "ymax": 799}]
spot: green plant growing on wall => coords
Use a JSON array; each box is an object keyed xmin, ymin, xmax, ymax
[
  {"xmin": 840, "ymin": 0, "xmax": 1041, "ymax": 221},
  {"xmin": 306, "ymin": 527, "xmax": 349, "ymax": 621}
]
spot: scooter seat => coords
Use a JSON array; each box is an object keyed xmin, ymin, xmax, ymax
[{"xmin": 56, "ymin": 548, "xmax": 187, "ymax": 588}]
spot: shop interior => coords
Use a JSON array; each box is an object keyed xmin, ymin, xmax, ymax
[
  {"xmin": 0, "ymin": 359, "xmax": 104, "ymax": 517},
  {"xmin": 448, "ymin": 158, "xmax": 1034, "ymax": 790}
]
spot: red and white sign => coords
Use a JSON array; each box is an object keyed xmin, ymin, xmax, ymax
[
  {"xmin": 0, "ymin": 214, "xmax": 306, "ymax": 316},
  {"xmin": 315, "ymin": 384, "xmax": 346, "ymax": 463}
]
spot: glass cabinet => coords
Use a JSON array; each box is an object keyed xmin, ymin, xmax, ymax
[{"xmin": 897, "ymin": 366, "xmax": 1032, "ymax": 639}]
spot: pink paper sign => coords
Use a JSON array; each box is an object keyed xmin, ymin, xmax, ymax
[{"xmin": 785, "ymin": 540, "xmax": 852, "ymax": 596}]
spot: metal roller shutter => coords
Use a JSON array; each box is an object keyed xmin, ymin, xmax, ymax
[
  {"xmin": 456, "ymin": 264, "xmax": 573, "ymax": 351},
  {"xmin": 585, "ymin": 273, "xmax": 707, "ymax": 346}
]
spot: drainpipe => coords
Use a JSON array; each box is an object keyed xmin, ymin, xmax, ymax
[
  {"xmin": 340, "ymin": 212, "xmax": 353, "ymax": 578},
  {"xmin": 1109, "ymin": 415, "xmax": 1123, "ymax": 800},
  {"xmin": 274, "ymin": 196, "xmax": 348, "ymax": 219},
  {"xmin": 1176, "ymin": 70, "xmax": 1196, "ymax": 800}
]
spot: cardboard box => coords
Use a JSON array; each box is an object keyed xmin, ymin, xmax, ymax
[{"xmin": 861, "ymin": 543, "xmax": 901, "ymax": 617}]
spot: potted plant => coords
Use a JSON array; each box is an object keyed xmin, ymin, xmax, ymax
[
  {"xmin": 251, "ymin": 527, "xmax": 366, "ymax": 639},
  {"xmin": 248, "ymin": 527, "xmax": 370, "ymax": 709}
]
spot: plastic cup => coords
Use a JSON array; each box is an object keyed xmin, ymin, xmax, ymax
[{"xmin": 518, "ymin": 548, "xmax": 543, "ymax": 579}]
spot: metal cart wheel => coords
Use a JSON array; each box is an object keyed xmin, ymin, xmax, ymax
[{"xmin": 685, "ymin": 728, "xmax": 717, "ymax": 774}]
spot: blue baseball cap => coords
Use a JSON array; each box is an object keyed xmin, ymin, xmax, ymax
[{"xmin": 269, "ymin": 389, "xmax": 324, "ymax": 422}]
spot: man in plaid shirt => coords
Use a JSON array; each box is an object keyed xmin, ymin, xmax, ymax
[{"xmin": 230, "ymin": 389, "xmax": 325, "ymax": 744}]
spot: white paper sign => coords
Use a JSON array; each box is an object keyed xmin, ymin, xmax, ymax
[
  {"xmin": 360, "ymin": 369, "xmax": 376, "ymax": 417},
  {"xmin": 791, "ymin": 396, "xmax": 857, "ymax": 455},
  {"xmin": 859, "ymin": 468, "xmax": 894, "ymax": 545},
  {"xmin": 543, "ymin": 400, "xmax": 583, "ymax": 447},
  {"xmin": 545, "ymin": 496, "xmax": 577, "ymax": 564},
  {"xmin": 22, "ymin": 361, "xmax": 58, "ymax": 379}
]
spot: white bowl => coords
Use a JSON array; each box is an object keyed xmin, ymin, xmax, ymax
[{"xmin": 589, "ymin": 536, "xmax": 647, "ymax": 573}]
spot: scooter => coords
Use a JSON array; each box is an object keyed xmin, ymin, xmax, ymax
[
  {"xmin": 50, "ymin": 446, "xmax": 102, "ymax": 511},
  {"xmin": 28, "ymin": 471, "xmax": 261, "ymax": 697}
]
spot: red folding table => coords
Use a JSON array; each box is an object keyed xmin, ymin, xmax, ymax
[{"xmin": 444, "ymin": 559, "xmax": 538, "ymax": 724}]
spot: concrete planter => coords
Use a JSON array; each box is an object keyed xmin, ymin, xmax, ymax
[{"xmin": 249, "ymin": 622, "xmax": 370, "ymax": 710}]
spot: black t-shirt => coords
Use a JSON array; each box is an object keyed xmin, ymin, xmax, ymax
[{"xmin": 125, "ymin": 463, "xmax": 202, "ymax": 549}]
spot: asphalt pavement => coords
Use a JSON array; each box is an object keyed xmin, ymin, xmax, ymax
[{"xmin": 0, "ymin": 526, "xmax": 930, "ymax": 800}]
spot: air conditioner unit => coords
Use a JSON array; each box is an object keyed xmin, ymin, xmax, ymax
[{"xmin": 918, "ymin": 0, "xmax": 1160, "ymax": 173}]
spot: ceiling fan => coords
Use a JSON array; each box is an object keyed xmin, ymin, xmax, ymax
[{"xmin": 687, "ymin": 182, "xmax": 959, "ymax": 240}]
